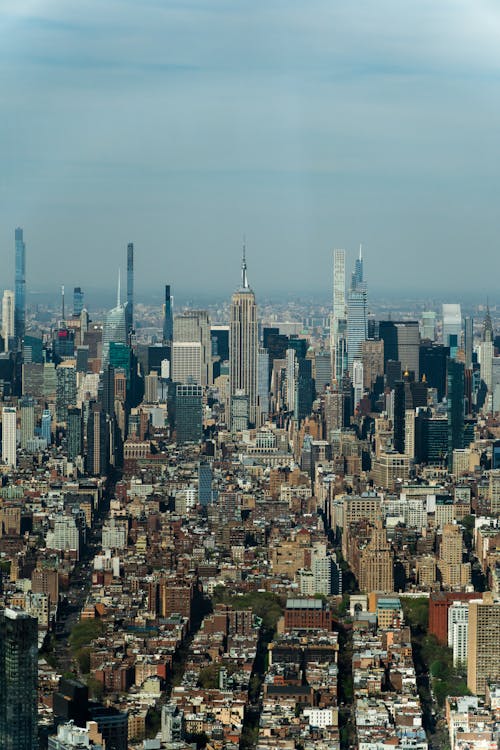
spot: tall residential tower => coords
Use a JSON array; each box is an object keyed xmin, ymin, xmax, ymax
[{"xmin": 14, "ymin": 227, "xmax": 26, "ymax": 348}]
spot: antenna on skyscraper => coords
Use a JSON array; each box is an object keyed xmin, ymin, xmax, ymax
[
  {"xmin": 241, "ymin": 235, "xmax": 248, "ymax": 289},
  {"xmin": 359, "ymin": 243, "xmax": 363, "ymax": 260},
  {"xmin": 61, "ymin": 285, "xmax": 65, "ymax": 323},
  {"xmin": 117, "ymin": 269, "xmax": 121, "ymax": 307}
]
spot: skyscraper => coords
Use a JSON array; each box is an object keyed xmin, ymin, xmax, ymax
[
  {"xmin": 442, "ymin": 304, "xmax": 461, "ymax": 349},
  {"xmin": 347, "ymin": 290, "xmax": 367, "ymax": 375},
  {"xmin": 174, "ymin": 310, "xmax": 212, "ymax": 386},
  {"xmin": 331, "ymin": 249, "xmax": 347, "ymax": 382},
  {"xmin": 14, "ymin": 227, "xmax": 26, "ymax": 349},
  {"xmin": 467, "ymin": 593, "xmax": 500, "ymax": 695},
  {"xmin": 464, "ymin": 316, "xmax": 473, "ymax": 370},
  {"xmin": 2, "ymin": 406, "xmax": 17, "ymax": 468},
  {"xmin": 175, "ymin": 383, "xmax": 203, "ymax": 444},
  {"xmin": 73, "ymin": 287, "xmax": 84, "ymax": 317},
  {"xmin": 447, "ymin": 358, "xmax": 464, "ymax": 469},
  {"xmin": 2, "ymin": 290, "xmax": 15, "ymax": 351},
  {"xmin": 0, "ymin": 607, "xmax": 38, "ymax": 750},
  {"xmin": 163, "ymin": 284, "xmax": 173, "ymax": 345},
  {"xmin": 20, "ymin": 397, "xmax": 35, "ymax": 450},
  {"xmin": 346, "ymin": 246, "xmax": 367, "ymax": 376},
  {"xmin": 67, "ymin": 407, "xmax": 83, "ymax": 461},
  {"xmin": 56, "ymin": 364, "xmax": 77, "ymax": 423},
  {"xmin": 230, "ymin": 247, "xmax": 258, "ymax": 427},
  {"xmin": 126, "ymin": 242, "xmax": 134, "ymax": 340},
  {"xmin": 102, "ymin": 276, "xmax": 127, "ymax": 370}
]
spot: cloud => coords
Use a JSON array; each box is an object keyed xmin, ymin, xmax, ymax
[{"xmin": 0, "ymin": 0, "xmax": 499, "ymax": 297}]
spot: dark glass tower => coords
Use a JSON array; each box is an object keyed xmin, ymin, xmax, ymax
[
  {"xmin": 67, "ymin": 407, "xmax": 83, "ymax": 460},
  {"xmin": 447, "ymin": 358, "xmax": 465, "ymax": 469},
  {"xmin": 73, "ymin": 287, "xmax": 84, "ymax": 316},
  {"xmin": 163, "ymin": 284, "xmax": 173, "ymax": 344},
  {"xmin": 0, "ymin": 608, "xmax": 38, "ymax": 750},
  {"xmin": 175, "ymin": 383, "xmax": 203, "ymax": 444},
  {"xmin": 14, "ymin": 227, "xmax": 26, "ymax": 349},
  {"xmin": 126, "ymin": 242, "xmax": 134, "ymax": 340}
]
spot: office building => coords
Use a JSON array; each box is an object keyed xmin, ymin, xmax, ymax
[
  {"xmin": 198, "ymin": 460, "xmax": 212, "ymax": 506},
  {"xmin": 442, "ymin": 303, "xmax": 462, "ymax": 348},
  {"xmin": 67, "ymin": 407, "xmax": 83, "ymax": 461},
  {"xmin": 346, "ymin": 249, "xmax": 367, "ymax": 377},
  {"xmin": 330, "ymin": 248, "xmax": 347, "ymax": 382},
  {"xmin": 23, "ymin": 333, "xmax": 43, "ymax": 364},
  {"xmin": 163, "ymin": 284, "xmax": 173, "ymax": 345},
  {"xmin": 56, "ymin": 364, "xmax": 77, "ymax": 423},
  {"xmin": 467, "ymin": 594, "xmax": 500, "ymax": 694},
  {"xmin": 126, "ymin": 242, "xmax": 134, "ymax": 340},
  {"xmin": 229, "ymin": 248, "xmax": 258, "ymax": 426},
  {"xmin": 314, "ymin": 350, "xmax": 331, "ymax": 393},
  {"xmin": 257, "ymin": 346, "xmax": 270, "ymax": 423},
  {"xmin": 88, "ymin": 706, "xmax": 128, "ymax": 750},
  {"xmin": 231, "ymin": 390, "xmax": 249, "ymax": 432},
  {"xmin": 2, "ymin": 406, "xmax": 17, "ymax": 468},
  {"xmin": 172, "ymin": 342, "xmax": 202, "ymax": 385},
  {"xmin": 447, "ymin": 358, "xmax": 465, "ymax": 469},
  {"xmin": 102, "ymin": 279, "xmax": 127, "ymax": 370},
  {"xmin": 464, "ymin": 316, "xmax": 473, "ymax": 370},
  {"xmin": 358, "ymin": 522, "xmax": 394, "ymax": 594},
  {"xmin": 0, "ymin": 607, "xmax": 38, "ymax": 750},
  {"xmin": 14, "ymin": 227, "xmax": 26, "ymax": 349},
  {"xmin": 86, "ymin": 402, "xmax": 108, "ymax": 475},
  {"xmin": 419, "ymin": 342, "xmax": 448, "ymax": 401},
  {"xmin": 420, "ymin": 311, "xmax": 436, "ymax": 341},
  {"xmin": 41, "ymin": 409, "xmax": 52, "ymax": 445},
  {"xmin": 175, "ymin": 383, "xmax": 203, "ymax": 444},
  {"xmin": 211, "ymin": 324, "xmax": 230, "ymax": 362},
  {"xmin": 73, "ymin": 287, "xmax": 84, "ymax": 317},
  {"xmin": 20, "ymin": 397, "xmax": 35, "ymax": 450},
  {"xmin": 2, "ymin": 290, "xmax": 14, "ymax": 351},
  {"xmin": 379, "ymin": 321, "xmax": 420, "ymax": 378},
  {"xmin": 361, "ymin": 339, "xmax": 384, "ymax": 390},
  {"xmin": 174, "ymin": 310, "xmax": 212, "ymax": 386}
]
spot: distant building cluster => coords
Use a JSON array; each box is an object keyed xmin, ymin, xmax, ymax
[{"xmin": 0, "ymin": 230, "xmax": 500, "ymax": 749}]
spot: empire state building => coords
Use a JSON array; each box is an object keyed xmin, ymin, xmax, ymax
[{"xmin": 230, "ymin": 247, "xmax": 258, "ymax": 427}]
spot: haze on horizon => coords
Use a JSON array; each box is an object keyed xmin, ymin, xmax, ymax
[{"xmin": 1, "ymin": 1, "xmax": 499, "ymax": 299}]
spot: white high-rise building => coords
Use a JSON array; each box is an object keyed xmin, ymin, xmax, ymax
[
  {"xmin": 448, "ymin": 601, "xmax": 470, "ymax": 667},
  {"xmin": 172, "ymin": 342, "xmax": 202, "ymax": 385},
  {"xmin": 257, "ymin": 347, "xmax": 269, "ymax": 425},
  {"xmin": 442, "ymin": 304, "xmax": 462, "ymax": 348},
  {"xmin": 420, "ymin": 311, "xmax": 436, "ymax": 341},
  {"xmin": 174, "ymin": 310, "xmax": 212, "ymax": 386},
  {"xmin": 331, "ymin": 249, "xmax": 347, "ymax": 382},
  {"xmin": 352, "ymin": 358, "xmax": 364, "ymax": 410},
  {"xmin": 286, "ymin": 348, "xmax": 296, "ymax": 413},
  {"xmin": 230, "ymin": 248, "xmax": 258, "ymax": 427},
  {"xmin": 347, "ymin": 246, "xmax": 367, "ymax": 376},
  {"xmin": 2, "ymin": 406, "xmax": 17, "ymax": 468},
  {"xmin": 1, "ymin": 290, "xmax": 14, "ymax": 351}
]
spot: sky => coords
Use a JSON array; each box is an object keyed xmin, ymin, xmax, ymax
[{"xmin": 1, "ymin": 0, "xmax": 500, "ymax": 301}]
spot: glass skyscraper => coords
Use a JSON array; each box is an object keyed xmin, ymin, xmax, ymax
[
  {"xmin": 14, "ymin": 227, "xmax": 26, "ymax": 349},
  {"xmin": 0, "ymin": 608, "xmax": 38, "ymax": 750},
  {"xmin": 102, "ymin": 291, "xmax": 127, "ymax": 370},
  {"xmin": 73, "ymin": 287, "xmax": 84, "ymax": 316},
  {"xmin": 447, "ymin": 358, "xmax": 465, "ymax": 469},
  {"xmin": 126, "ymin": 242, "xmax": 134, "ymax": 340},
  {"xmin": 163, "ymin": 284, "xmax": 173, "ymax": 344}
]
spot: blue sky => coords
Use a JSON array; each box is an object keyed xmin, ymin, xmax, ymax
[{"xmin": 1, "ymin": 0, "xmax": 499, "ymax": 299}]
